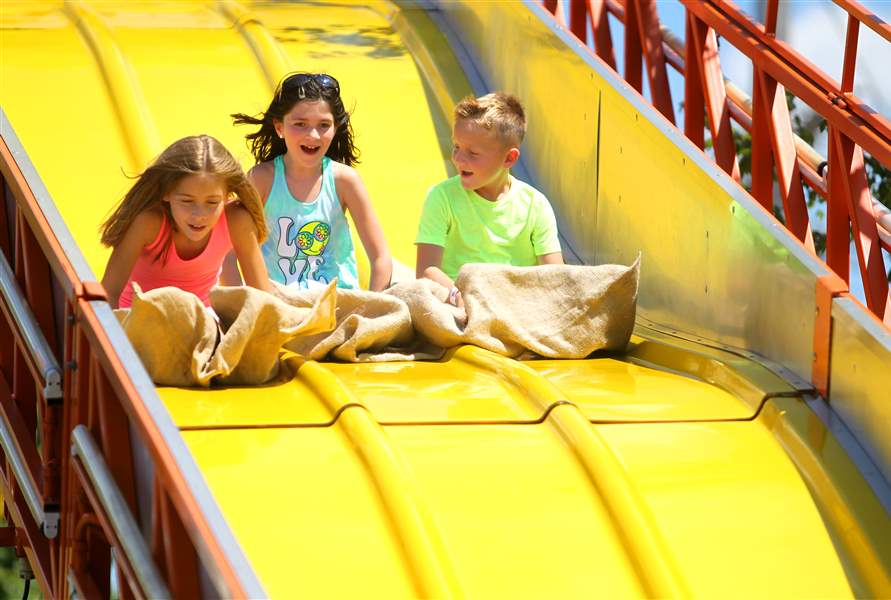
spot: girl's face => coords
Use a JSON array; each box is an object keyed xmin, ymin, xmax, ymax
[
  {"xmin": 164, "ymin": 172, "xmax": 227, "ymax": 242},
  {"xmin": 274, "ymin": 99, "xmax": 336, "ymax": 168}
]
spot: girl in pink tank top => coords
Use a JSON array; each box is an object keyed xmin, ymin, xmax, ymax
[{"xmin": 100, "ymin": 135, "xmax": 273, "ymax": 309}]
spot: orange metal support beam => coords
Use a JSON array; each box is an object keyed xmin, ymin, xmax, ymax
[
  {"xmin": 569, "ymin": 0, "xmax": 587, "ymax": 41},
  {"xmin": 587, "ymin": 0, "xmax": 616, "ymax": 70},
  {"xmin": 841, "ymin": 15, "xmax": 859, "ymax": 94},
  {"xmin": 826, "ymin": 137, "xmax": 852, "ymax": 283},
  {"xmin": 812, "ymin": 274, "xmax": 848, "ymax": 402},
  {"xmin": 753, "ymin": 69, "xmax": 815, "ymax": 251},
  {"xmin": 688, "ymin": 16, "xmax": 740, "ymax": 181},
  {"xmin": 682, "ymin": 12, "xmax": 705, "ymax": 150},
  {"xmin": 631, "ymin": 0, "xmax": 675, "ymax": 124},
  {"xmin": 749, "ymin": 75, "xmax": 775, "ymax": 213},
  {"xmin": 623, "ymin": 0, "xmax": 643, "ymax": 93},
  {"xmin": 832, "ymin": 0, "xmax": 891, "ymax": 44},
  {"xmin": 685, "ymin": 0, "xmax": 891, "ymax": 167},
  {"xmin": 829, "ymin": 129, "xmax": 891, "ymax": 323}
]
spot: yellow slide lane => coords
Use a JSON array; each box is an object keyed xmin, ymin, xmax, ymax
[{"xmin": 3, "ymin": 1, "xmax": 889, "ymax": 597}]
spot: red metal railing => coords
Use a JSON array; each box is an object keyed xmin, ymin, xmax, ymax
[
  {"xmin": 543, "ymin": 0, "xmax": 891, "ymax": 327},
  {"xmin": 0, "ymin": 112, "xmax": 263, "ymax": 598}
]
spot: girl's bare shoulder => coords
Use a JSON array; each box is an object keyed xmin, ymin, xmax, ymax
[
  {"xmin": 331, "ymin": 160, "xmax": 358, "ymax": 181},
  {"xmin": 331, "ymin": 161, "xmax": 365, "ymax": 195}
]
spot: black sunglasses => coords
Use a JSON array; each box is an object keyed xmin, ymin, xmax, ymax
[{"xmin": 281, "ymin": 72, "xmax": 340, "ymax": 95}]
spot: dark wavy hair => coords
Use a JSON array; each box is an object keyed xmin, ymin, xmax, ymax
[{"xmin": 232, "ymin": 72, "xmax": 360, "ymax": 166}]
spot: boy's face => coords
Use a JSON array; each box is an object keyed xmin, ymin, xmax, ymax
[{"xmin": 451, "ymin": 119, "xmax": 518, "ymax": 193}]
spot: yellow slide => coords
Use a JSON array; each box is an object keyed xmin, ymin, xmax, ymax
[{"xmin": 2, "ymin": 1, "xmax": 890, "ymax": 597}]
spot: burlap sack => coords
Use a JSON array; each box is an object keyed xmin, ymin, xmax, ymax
[
  {"xmin": 119, "ymin": 259, "xmax": 640, "ymax": 382},
  {"xmin": 279, "ymin": 286, "xmax": 416, "ymax": 362},
  {"xmin": 456, "ymin": 259, "xmax": 640, "ymax": 358},
  {"xmin": 205, "ymin": 282, "xmax": 336, "ymax": 384},
  {"xmin": 115, "ymin": 281, "xmax": 336, "ymax": 386}
]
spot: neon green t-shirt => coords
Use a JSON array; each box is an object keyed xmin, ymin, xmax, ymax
[{"xmin": 415, "ymin": 175, "xmax": 562, "ymax": 279}]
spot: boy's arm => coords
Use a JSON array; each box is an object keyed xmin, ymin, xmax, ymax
[
  {"xmin": 531, "ymin": 193, "xmax": 563, "ymax": 266},
  {"xmin": 416, "ymin": 243, "xmax": 449, "ymax": 285},
  {"xmin": 537, "ymin": 252, "xmax": 564, "ymax": 265},
  {"xmin": 416, "ymin": 244, "xmax": 463, "ymax": 307},
  {"xmin": 415, "ymin": 186, "xmax": 463, "ymax": 305}
]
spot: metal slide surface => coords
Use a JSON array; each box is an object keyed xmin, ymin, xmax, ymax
[{"xmin": 2, "ymin": 1, "xmax": 890, "ymax": 597}]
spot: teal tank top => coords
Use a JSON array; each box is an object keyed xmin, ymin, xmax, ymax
[{"xmin": 261, "ymin": 155, "xmax": 359, "ymax": 289}]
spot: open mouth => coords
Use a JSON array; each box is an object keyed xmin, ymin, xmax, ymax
[
  {"xmin": 188, "ymin": 224, "xmax": 206, "ymax": 233},
  {"xmin": 301, "ymin": 144, "xmax": 321, "ymax": 155},
  {"xmin": 460, "ymin": 170, "xmax": 473, "ymax": 178}
]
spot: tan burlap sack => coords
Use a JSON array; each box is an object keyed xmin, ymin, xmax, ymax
[
  {"xmin": 279, "ymin": 286, "xmax": 418, "ymax": 362},
  {"xmin": 206, "ymin": 282, "xmax": 336, "ymax": 384},
  {"xmin": 115, "ymin": 281, "xmax": 336, "ymax": 386},
  {"xmin": 281, "ymin": 259, "xmax": 639, "ymax": 362},
  {"xmin": 455, "ymin": 259, "xmax": 640, "ymax": 358},
  {"xmin": 115, "ymin": 284, "xmax": 218, "ymax": 387},
  {"xmin": 119, "ymin": 259, "xmax": 639, "ymax": 383}
]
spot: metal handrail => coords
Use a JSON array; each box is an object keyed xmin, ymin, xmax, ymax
[
  {"xmin": 0, "ymin": 252, "xmax": 62, "ymax": 401},
  {"xmin": 84, "ymin": 301, "xmax": 268, "ymax": 598},
  {"xmin": 71, "ymin": 425, "xmax": 171, "ymax": 600},
  {"xmin": 0, "ymin": 409, "xmax": 57, "ymax": 537}
]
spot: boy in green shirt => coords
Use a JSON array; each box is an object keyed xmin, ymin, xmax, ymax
[{"xmin": 415, "ymin": 92, "xmax": 564, "ymax": 306}]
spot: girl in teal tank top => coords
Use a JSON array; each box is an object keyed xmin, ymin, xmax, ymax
[{"xmin": 233, "ymin": 72, "xmax": 392, "ymax": 290}]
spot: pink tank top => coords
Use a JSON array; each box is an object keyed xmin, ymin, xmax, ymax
[{"xmin": 118, "ymin": 209, "xmax": 232, "ymax": 308}]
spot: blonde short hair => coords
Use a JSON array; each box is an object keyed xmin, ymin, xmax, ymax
[{"xmin": 454, "ymin": 92, "xmax": 526, "ymax": 147}]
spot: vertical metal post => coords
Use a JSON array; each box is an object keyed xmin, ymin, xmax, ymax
[
  {"xmin": 587, "ymin": 0, "xmax": 617, "ymax": 69},
  {"xmin": 688, "ymin": 17, "xmax": 740, "ymax": 180},
  {"xmin": 750, "ymin": 74, "xmax": 776, "ymax": 212},
  {"xmin": 830, "ymin": 130, "xmax": 891, "ymax": 323},
  {"xmin": 763, "ymin": 0, "xmax": 779, "ymax": 35},
  {"xmin": 623, "ymin": 0, "xmax": 643, "ymax": 92},
  {"xmin": 634, "ymin": 0, "xmax": 675, "ymax": 123},
  {"xmin": 826, "ymin": 130, "xmax": 851, "ymax": 283},
  {"xmin": 683, "ymin": 13, "xmax": 706, "ymax": 149},
  {"xmin": 841, "ymin": 15, "xmax": 859, "ymax": 94},
  {"xmin": 753, "ymin": 70, "xmax": 815, "ymax": 251},
  {"xmin": 569, "ymin": 0, "xmax": 587, "ymax": 40}
]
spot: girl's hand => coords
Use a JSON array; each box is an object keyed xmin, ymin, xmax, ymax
[
  {"xmin": 101, "ymin": 210, "xmax": 163, "ymax": 308},
  {"xmin": 336, "ymin": 165, "xmax": 392, "ymax": 291},
  {"xmin": 227, "ymin": 203, "xmax": 273, "ymax": 294}
]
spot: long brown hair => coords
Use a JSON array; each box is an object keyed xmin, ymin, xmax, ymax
[{"xmin": 100, "ymin": 135, "xmax": 267, "ymax": 260}]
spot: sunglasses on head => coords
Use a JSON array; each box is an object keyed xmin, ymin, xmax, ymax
[{"xmin": 281, "ymin": 72, "xmax": 340, "ymax": 95}]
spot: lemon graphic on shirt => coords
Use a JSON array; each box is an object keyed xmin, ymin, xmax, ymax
[{"xmin": 295, "ymin": 220, "xmax": 330, "ymax": 256}]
